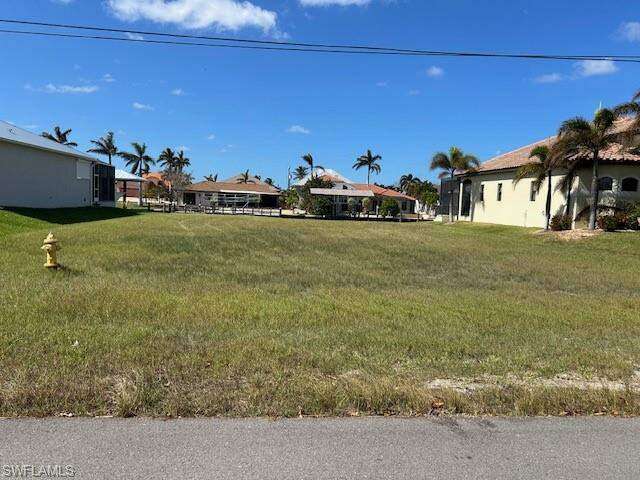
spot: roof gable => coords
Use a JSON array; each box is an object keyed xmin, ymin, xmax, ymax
[{"xmin": 0, "ymin": 121, "xmax": 97, "ymax": 162}]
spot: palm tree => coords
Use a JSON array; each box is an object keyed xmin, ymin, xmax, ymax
[
  {"xmin": 118, "ymin": 142, "xmax": 155, "ymax": 206},
  {"xmin": 556, "ymin": 108, "xmax": 622, "ymax": 230},
  {"xmin": 204, "ymin": 173, "xmax": 218, "ymax": 182},
  {"xmin": 294, "ymin": 166, "xmax": 309, "ymax": 181},
  {"xmin": 41, "ymin": 126, "xmax": 77, "ymax": 147},
  {"xmin": 301, "ymin": 153, "xmax": 324, "ymax": 177},
  {"xmin": 614, "ymin": 89, "xmax": 640, "ymax": 153},
  {"xmin": 87, "ymin": 131, "xmax": 118, "ymax": 165},
  {"xmin": 175, "ymin": 150, "xmax": 191, "ymax": 172},
  {"xmin": 399, "ymin": 173, "xmax": 421, "ymax": 193},
  {"xmin": 158, "ymin": 148, "xmax": 177, "ymax": 172},
  {"xmin": 514, "ymin": 145, "xmax": 558, "ymax": 230},
  {"xmin": 237, "ymin": 170, "xmax": 254, "ymax": 184},
  {"xmin": 430, "ymin": 147, "xmax": 480, "ymax": 221},
  {"xmin": 353, "ymin": 149, "xmax": 382, "ymax": 185}
]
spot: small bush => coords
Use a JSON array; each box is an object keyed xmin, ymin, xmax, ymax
[
  {"xmin": 347, "ymin": 198, "xmax": 361, "ymax": 217},
  {"xmin": 308, "ymin": 196, "xmax": 334, "ymax": 217},
  {"xmin": 597, "ymin": 215, "xmax": 620, "ymax": 232},
  {"xmin": 362, "ymin": 197, "xmax": 373, "ymax": 214},
  {"xmin": 379, "ymin": 198, "xmax": 400, "ymax": 218},
  {"xmin": 622, "ymin": 202, "xmax": 640, "ymax": 230},
  {"xmin": 550, "ymin": 214, "xmax": 572, "ymax": 231}
]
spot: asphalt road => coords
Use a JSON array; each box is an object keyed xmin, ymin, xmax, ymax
[{"xmin": 1, "ymin": 417, "xmax": 638, "ymax": 479}]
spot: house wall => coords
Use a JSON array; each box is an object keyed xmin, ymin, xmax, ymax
[
  {"xmin": 458, "ymin": 164, "xmax": 640, "ymax": 228},
  {"xmin": 0, "ymin": 141, "xmax": 96, "ymax": 208}
]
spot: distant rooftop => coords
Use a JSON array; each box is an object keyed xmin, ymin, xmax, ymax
[{"xmin": 294, "ymin": 168, "xmax": 354, "ymax": 186}]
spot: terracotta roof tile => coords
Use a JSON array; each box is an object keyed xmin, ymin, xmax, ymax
[
  {"xmin": 474, "ymin": 118, "xmax": 640, "ymax": 173},
  {"xmin": 352, "ymin": 184, "xmax": 417, "ymax": 201},
  {"xmin": 186, "ymin": 180, "xmax": 280, "ymax": 194}
]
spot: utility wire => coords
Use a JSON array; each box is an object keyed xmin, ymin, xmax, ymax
[{"xmin": 1, "ymin": 18, "xmax": 640, "ymax": 62}]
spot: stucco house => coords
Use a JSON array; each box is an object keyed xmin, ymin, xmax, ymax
[
  {"xmin": 0, "ymin": 121, "xmax": 115, "ymax": 208},
  {"xmin": 181, "ymin": 175, "xmax": 281, "ymax": 208},
  {"xmin": 297, "ymin": 168, "xmax": 417, "ymax": 216},
  {"xmin": 441, "ymin": 119, "xmax": 640, "ymax": 228}
]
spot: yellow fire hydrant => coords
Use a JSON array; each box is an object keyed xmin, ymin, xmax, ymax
[{"xmin": 42, "ymin": 232, "xmax": 61, "ymax": 269}]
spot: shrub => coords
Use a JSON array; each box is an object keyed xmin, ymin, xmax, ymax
[
  {"xmin": 379, "ymin": 198, "xmax": 400, "ymax": 218},
  {"xmin": 347, "ymin": 198, "xmax": 361, "ymax": 217},
  {"xmin": 362, "ymin": 197, "xmax": 373, "ymax": 214},
  {"xmin": 550, "ymin": 214, "xmax": 572, "ymax": 231},
  {"xmin": 597, "ymin": 215, "xmax": 619, "ymax": 232},
  {"xmin": 281, "ymin": 189, "xmax": 299, "ymax": 209},
  {"xmin": 623, "ymin": 202, "xmax": 640, "ymax": 230},
  {"xmin": 307, "ymin": 196, "xmax": 334, "ymax": 217}
]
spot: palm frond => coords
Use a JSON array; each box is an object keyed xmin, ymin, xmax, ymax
[{"xmin": 430, "ymin": 152, "xmax": 451, "ymax": 171}]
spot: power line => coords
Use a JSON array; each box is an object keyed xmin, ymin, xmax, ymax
[
  {"xmin": 1, "ymin": 18, "xmax": 640, "ymax": 63},
  {"xmin": 3, "ymin": 18, "xmax": 639, "ymax": 60}
]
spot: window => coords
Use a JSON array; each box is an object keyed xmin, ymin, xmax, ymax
[
  {"xmin": 497, "ymin": 183, "xmax": 503, "ymax": 202},
  {"xmin": 76, "ymin": 160, "xmax": 91, "ymax": 180},
  {"xmin": 480, "ymin": 184, "xmax": 485, "ymax": 202},
  {"xmin": 401, "ymin": 201, "xmax": 407, "ymax": 211},
  {"xmin": 598, "ymin": 176, "xmax": 613, "ymax": 191},
  {"xmin": 621, "ymin": 177, "xmax": 639, "ymax": 192},
  {"xmin": 530, "ymin": 182, "xmax": 537, "ymax": 202}
]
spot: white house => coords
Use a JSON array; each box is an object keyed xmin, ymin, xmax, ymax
[
  {"xmin": 0, "ymin": 121, "xmax": 115, "ymax": 208},
  {"xmin": 441, "ymin": 119, "xmax": 640, "ymax": 228},
  {"xmin": 297, "ymin": 168, "xmax": 417, "ymax": 216}
]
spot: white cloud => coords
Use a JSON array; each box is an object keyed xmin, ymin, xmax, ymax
[
  {"xmin": 106, "ymin": 0, "xmax": 277, "ymax": 32},
  {"xmin": 426, "ymin": 66, "xmax": 444, "ymax": 78},
  {"xmin": 133, "ymin": 102, "xmax": 154, "ymax": 110},
  {"xmin": 177, "ymin": 145, "xmax": 190, "ymax": 151},
  {"xmin": 25, "ymin": 83, "xmax": 99, "ymax": 94},
  {"xmin": 408, "ymin": 89, "xmax": 421, "ymax": 96},
  {"xmin": 51, "ymin": 0, "xmax": 74, "ymax": 4},
  {"xmin": 299, "ymin": 0, "xmax": 371, "ymax": 5},
  {"xmin": 125, "ymin": 32, "xmax": 145, "ymax": 40},
  {"xmin": 376, "ymin": 81, "xmax": 388, "ymax": 87},
  {"xmin": 287, "ymin": 125, "xmax": 311, "ymax": 134},
  {"xmin": 534, "ymin": 73, "xmax": 563, "ymax": 84},
  {"xmin": 171, "ymin": 88, "xmax": 185, "ymax": 96},
  {"xmin": 618, "ymin": 22, "xmax": 640, "ymax": 42},
  {"xmin": 575, "ymin": 60, "xmax": 619, "ymax": 77},
  {"xmin": 206, "ymin": 133, "xmax": 216, "ymax": 140},
  {"xmin": 103, "ymin": 73, "xmax": 116, "ymax": 83}
]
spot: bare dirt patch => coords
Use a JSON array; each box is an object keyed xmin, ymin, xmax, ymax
[
  {"xmin": 425, "ymin": 371, "xmax": 640, "ymax": 394},
  {"xmin": 533, "ymin": 229, "xmax": 603, "ymax": 241}
]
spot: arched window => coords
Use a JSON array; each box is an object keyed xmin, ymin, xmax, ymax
[
  {"xmin": 621, "ymin": 177, "xmax": 639, "ymax": 192},
  {"xmin": 598, "ymin": 176, "xmax": 613, "ymax": 191}
]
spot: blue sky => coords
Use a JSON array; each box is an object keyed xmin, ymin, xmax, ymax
[{"xmin": 1, "ymin": 0, "xmax": 640, "ymax": 186}]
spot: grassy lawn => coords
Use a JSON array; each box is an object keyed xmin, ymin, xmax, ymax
[{"xmin": 1, "ymin": 208, "xmax": 639, "ymax": 417}]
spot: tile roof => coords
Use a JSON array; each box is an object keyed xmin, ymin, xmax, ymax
[
  {"xmin": 473, "ymin": 118, "xmax": 640, "ymax": 174},
  {"xmin": 186, "ymin": 180, "xmax": 281, "ymax": 195},
  {"xmin": 352, "ymin": 184, "xmax": 417, "ymax": 201},
  {"xmin": 0, "ymin": 121, "xmax": 98, "ymax": 162}
]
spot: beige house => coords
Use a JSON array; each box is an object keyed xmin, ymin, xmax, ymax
[{"xmin": 445, "ymin": 121, "xmax": 640, "ymax": 229}]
